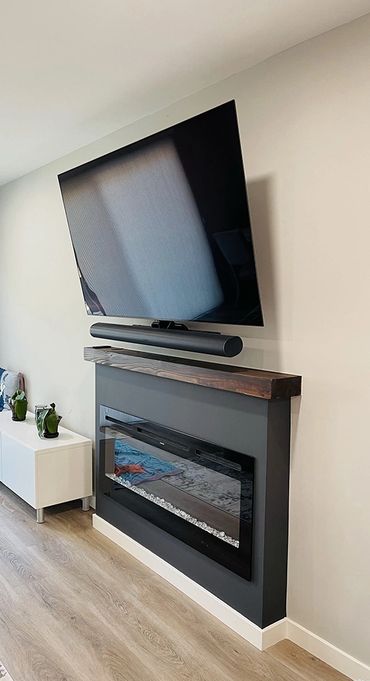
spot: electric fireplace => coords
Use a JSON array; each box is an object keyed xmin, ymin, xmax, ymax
[{"xmin": 99, "ymin": 406, "xmax": 254, "ymax": 579}]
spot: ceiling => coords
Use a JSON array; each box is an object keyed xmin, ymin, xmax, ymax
[{"xmin": 1, "ymin": 0, "xmax": 369, "ymax": 186}]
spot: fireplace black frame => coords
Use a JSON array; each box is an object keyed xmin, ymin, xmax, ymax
[{"xmin": 99, "ymin": 407, "xmax": 254, "ymax": 580}]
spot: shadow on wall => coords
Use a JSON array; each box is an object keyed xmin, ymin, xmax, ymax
[
  {"xmin": 235, "ymin": 175, "xmax": 283, "ymax": 370},
  {"xmin": 193, "ymin": 174, "xmax": 282, "ymax": 371},
  {"xmin": 248, "ymin": 176, "xmax": 302, "ymax": 468}
]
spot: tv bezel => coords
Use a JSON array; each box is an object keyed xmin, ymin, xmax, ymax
[{"xmin": 58, "ymin": 100, "xmax": 264, "ymax": 328}]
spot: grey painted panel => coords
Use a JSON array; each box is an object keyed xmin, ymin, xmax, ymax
[
  {"xmin": 95, "ymin": 363, "xmax": 290, "ymax": 628},
  {"xmin": 262, "ymin": 399, "xmax": 291, "ymax": 625},
  {"xmin": 96, "ymin": 363, "xmax": 267, "ymax": 453}
]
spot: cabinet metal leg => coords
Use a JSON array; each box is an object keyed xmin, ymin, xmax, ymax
[
  {"xmin": 36, "ymin": 508, "xmax": 45, "ymax": 523},
  {"xmin": 82, "ymin": 497, "xmax": 90, "ymax": 512}
]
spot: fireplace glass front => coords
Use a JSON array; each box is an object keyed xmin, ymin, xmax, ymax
[{"xmin": 99, "ymin": 406, "xmax": 254, "ymax": 579}]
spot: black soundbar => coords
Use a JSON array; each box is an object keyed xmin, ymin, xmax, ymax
[{"xmin": 90, "ymin": 323, "xmax": 243, "ymax": 357}]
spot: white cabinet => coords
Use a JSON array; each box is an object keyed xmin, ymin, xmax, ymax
[{"xmin": 0, "ymin": 412, "xmax": 92, "ymax": 522}]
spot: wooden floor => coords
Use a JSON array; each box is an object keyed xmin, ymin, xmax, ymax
[{"xmin": 0, "ymin": 484, "xmax": 348, "ymax": 681}]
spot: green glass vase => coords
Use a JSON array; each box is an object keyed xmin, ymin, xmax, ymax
[{"xmin": 10, "ymin": 390, "xmax": 28, "ymax": 422}]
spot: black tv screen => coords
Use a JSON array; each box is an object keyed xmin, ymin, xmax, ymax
[{"xmin": 59, "ymin": 101, "xmax": 263, "ymax": 326}]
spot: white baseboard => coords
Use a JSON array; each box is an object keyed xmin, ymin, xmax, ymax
[
  {"xmin": 286, "ymin": 620, "xmax": 370, "ymax": 681},
  {"xmin": 93, "ymin": 514, "xmax": 370, "ymax": 679},
  {"xmin": 92, "ymin": 514, "xmax": 285, "ymax": 650}
]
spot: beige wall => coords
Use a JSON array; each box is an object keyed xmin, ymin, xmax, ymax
[{"xmin": 1, "ymin": 14, "xmax": 369, "ymax": 666}]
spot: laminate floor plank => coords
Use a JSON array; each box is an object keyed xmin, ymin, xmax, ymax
[{"xmin": 0, "ymin": 484, "xmax": 348, "ymax": 681}]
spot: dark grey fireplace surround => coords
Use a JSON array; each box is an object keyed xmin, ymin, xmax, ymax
[{"xmin": 87, "ymin": 347, "xmax": 301, "ymax": 630}]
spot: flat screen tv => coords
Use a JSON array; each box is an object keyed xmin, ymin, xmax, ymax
[{"xmin": 59, "ymin": 101, "xmax": 263, "ymax": 326}]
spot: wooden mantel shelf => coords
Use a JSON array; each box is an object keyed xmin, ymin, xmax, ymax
[{"xmin": 84, "ymin": 346, "xmax": 301, "ymax": 401}]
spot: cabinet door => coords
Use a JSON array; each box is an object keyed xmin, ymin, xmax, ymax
[
  {"xmin": 36, "ymin": 444, "xmax": 92, "ymax": 508},
  {"xmin": 1, "ymin": 434, "xmax": 36, "ymax": 507}
]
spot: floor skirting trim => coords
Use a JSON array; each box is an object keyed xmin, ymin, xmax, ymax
[
  {"xmin": 92, "ymin": 514, "xmax": 283, "ymax": 649},
  {"xmin": 93, "ymin": 514, "xmax": 370, "ymax": 679},
  {"xmin": 286, "ymin": 619, "xmax": 370, "ymax": 681}
]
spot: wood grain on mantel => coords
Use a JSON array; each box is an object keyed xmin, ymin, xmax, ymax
[{"xmin": 84, "ymin": 346, "xmax": 301, "ymax": 400}]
